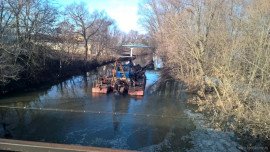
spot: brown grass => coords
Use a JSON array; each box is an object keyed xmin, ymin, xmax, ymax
[{"xmin": 140, "ymin": 0, "xmax": 270, "ymax": 140}]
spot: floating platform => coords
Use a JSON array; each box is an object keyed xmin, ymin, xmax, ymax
[
  {"xmin": 92, "ymin": 60, "xmax": 147, "ymax": 96},
  {"xmin": 92, "ymin": 80, "xmax": 145, "ymax": 96},
  {"xmin": 128, "ymin": 86, "xmax": 144, "ymax": 96},
  {"xmin": 92, "ymin": 84, "xmax": 112, "ymax": 94}
]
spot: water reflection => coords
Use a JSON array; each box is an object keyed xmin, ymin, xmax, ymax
[{"xmin": 0, "ymin": 57, "xmax": 195, "ymax": 151}]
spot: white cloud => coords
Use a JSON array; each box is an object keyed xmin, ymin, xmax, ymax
[
  {"xmin": 107, "ymin": 6, "xmax": 138, "ymax": 33},
  {"xmin": 85, "ymin": 0, "xmax": 145, "ymax": 33}
]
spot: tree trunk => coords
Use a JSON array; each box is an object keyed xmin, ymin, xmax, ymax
[
  {"xmin": 15, "ymin": 14, "xmax": 20, "ymax": 45},
  {"xmin": 84, "ymin": 40, "xmax": 88, "ymax": 61}
]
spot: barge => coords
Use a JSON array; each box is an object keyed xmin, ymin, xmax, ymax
[{"xmin": 92, "ymin": 60, "xmax": 146, "ymax": 96}]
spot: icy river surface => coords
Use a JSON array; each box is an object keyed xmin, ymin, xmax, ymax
[{"xmin": 0, "ymin": 57, "xmax": 243, "ymax": 151}]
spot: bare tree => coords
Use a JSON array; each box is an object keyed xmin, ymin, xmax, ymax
[
  {"xmin": 0, "ymin": 0, "xmax": 13, "ymax": 43},
  {"xmin": 91, "ymin": 19, "xmax": 114, "ymax": 57},
  {"xmin": 139, "ymin": 0, "xmax": 270, "ymax": 139},
  {"xmin": 0, "ymin": 0, "xmax": 58, "ymax": 85},
  {"xmin": 66, "ymin": 3, "xmax": 106, "ymax": 61},
  {"xmin": 56, "ymin": 20, "xmax": 79, "ymax": 59}
]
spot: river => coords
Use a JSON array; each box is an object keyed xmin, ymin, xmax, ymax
[{"xmin": 0, "ymin": 55, "xmax": 243, "ymax": 152}]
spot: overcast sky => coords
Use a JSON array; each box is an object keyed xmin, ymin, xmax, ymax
[{"xmin": 57, "ymin": 0, "xmax": 144, "ymax": 33}]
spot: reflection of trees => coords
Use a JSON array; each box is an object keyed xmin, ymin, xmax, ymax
[
  {"xmin": 111, "ymin": 98, "xmax": 130, "ymax": 131},
  {"xmin": 0, "ymin": 108, "xmax": 12, "ymax": 138},
  {"xmin": 0, "ymin": 73, "xmax": 94, "ymax": 138},
  {"xmin": 70, "ymin": 79, "xmax": 77, "ymax": 97},
  {"xmin": 83, "ymin": 73, "xmax": 88, "ymax": 92},
  {"xmin": 133, "ymin": 79, "xmax": 188, "ymax": 143},
  {"xmin": 54, "ymin": 76, "xmax": 88, "ymax": 99},
  {"xmin": 0, "ymin": 107, "xmax": 37, "ymax": 139},
  {"xmin": 126, "ymin": 79, "xmax": 191, "ymax": 150},
  {"xmin": 149, "ymin": 80, "xmax": 185, "ymax": 99},
  {"xmin": 0, "ymin": 65, "xmax": 123, "ymax": 140}
]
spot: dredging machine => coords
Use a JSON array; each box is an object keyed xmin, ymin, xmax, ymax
[
  {"xmin": 92, "ymin": 59, "xmax": 149, "ymax": 96},
  {"xmin": 92, "ymin": 43, "xmax": 153, "ymax": 96}
]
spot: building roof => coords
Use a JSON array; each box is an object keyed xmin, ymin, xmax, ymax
[{"xmin": 122, "ymin": 43, "xmax": 150, "ymax": 48}]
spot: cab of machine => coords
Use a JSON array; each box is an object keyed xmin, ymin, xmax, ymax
[{"xmin": 116, "ymin": 65, "xmax": 130, "ymax": 78}]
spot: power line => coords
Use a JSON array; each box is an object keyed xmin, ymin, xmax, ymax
[
  {"xmin": 0, "ymin": 105, "xmax": 206, "ymax": 121},
  {"xmin": 1, "ymin": 105, "xmax": 269, "ymax": 125}
]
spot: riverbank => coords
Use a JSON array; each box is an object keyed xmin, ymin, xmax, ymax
[
  {"xmin": 0, "ymin": 57, "xmax": 115, "ymax": 95},
  {"xmin": 185, "ymin": 92, "xmax": 270, "ymax": 152},
  {"xmin": 157, "ymin": 63, "xmax": 270, "ymax": 151},
  {"xmin": 157, "ymin": 66, "xmax": 270, "ymax": 151},
  {"xmin": 183, "ymin": 109, "xmax": 244, "ymax": 152}
]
